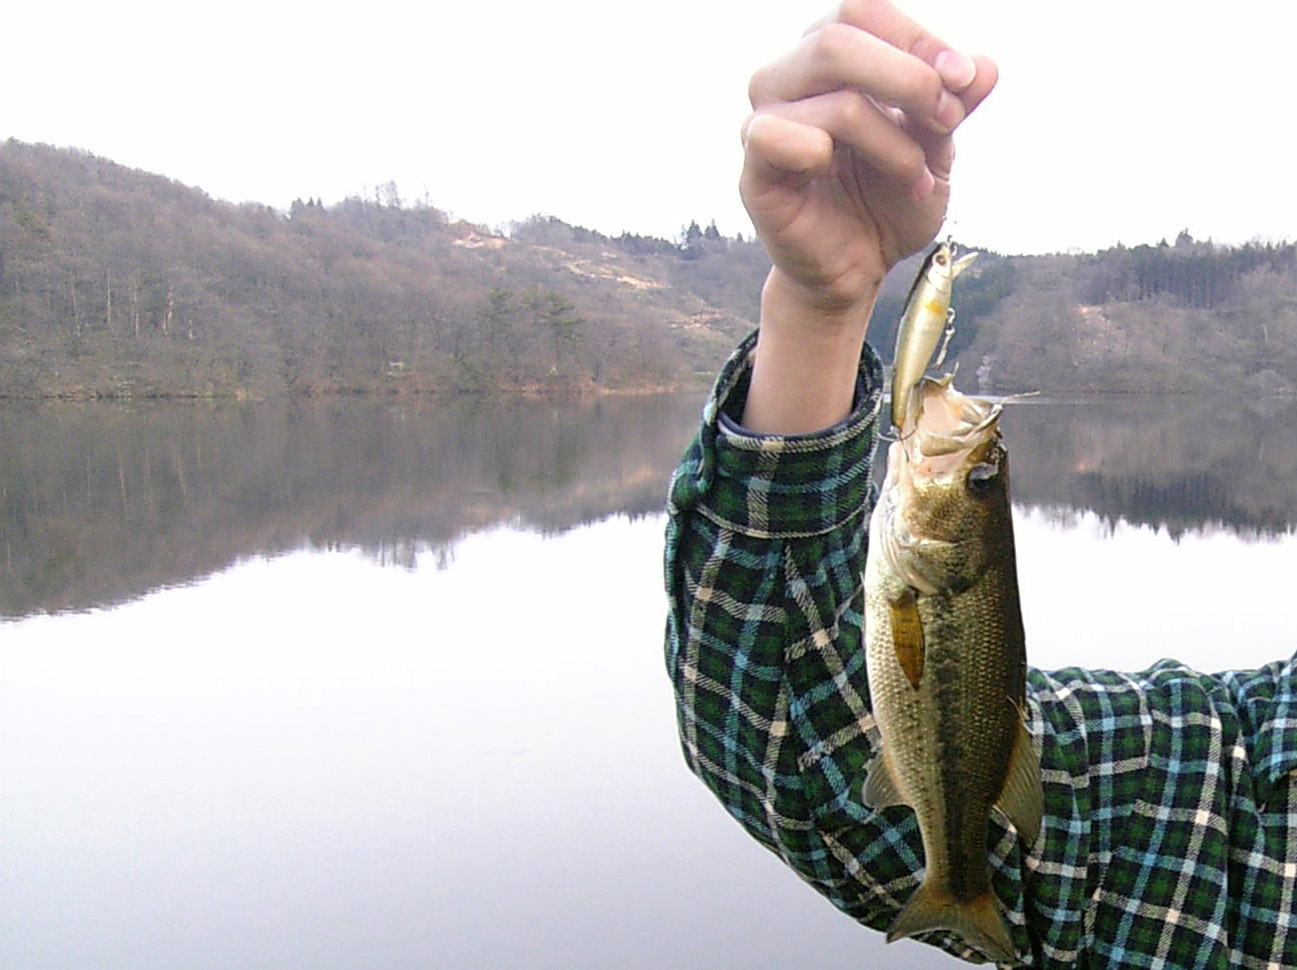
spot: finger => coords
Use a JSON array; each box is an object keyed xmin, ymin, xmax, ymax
[
  {"xmin": 750, "ymin": 22, "xmax": 966, "ymax": 136},
  {"xmin": 893, "ymin": 51, "xmax": 995, "ymax": 180},
  {"xmin": 739, "ymin": 114, "xmax": 835, "ymax": 232},
  {"xmin": 755, "ymin": 91, "xmax": 929, "ymax": 188},
  {"xmin": 900, "ymin": 112, "xmax": 954, "ymax": 183},
  {"xmin": 835, "ymin": 0, "xmax": 976, "ymax": 91},
  {"xmin": 741, "ymin": 113, "xmax": 835, "ymax": 184},
  {"xmin": 956, "ymin": 54, "xmax": 998, "ymax": 115},
  {"xmin": 752, "ymin": 22, "xmax": 935, "ymax": 112},
  {"xmin": 832, "ymin": 0, "xmax": 999, "ymax": 120}
]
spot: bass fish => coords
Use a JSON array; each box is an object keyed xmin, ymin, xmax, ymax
[
  {"xmin": 864, "ymin": 250, "xmax": 1042, "ymax": 964},
  {"xmin": 890, "ymin": 240, "xmax": 977, "ymax": 429}
]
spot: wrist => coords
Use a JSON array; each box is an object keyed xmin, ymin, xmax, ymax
[
  {"xmin": 757, "ymin": 265, "xmax": 881, "ymax": 329},
  {"xmin": 760, "ymin": 267, "xmax": 881, "ymax": 340}
]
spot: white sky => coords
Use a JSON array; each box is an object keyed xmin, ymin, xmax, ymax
[{"xmin": 5, "ymin": 0, "xmax": 1295, "ymax": 254}]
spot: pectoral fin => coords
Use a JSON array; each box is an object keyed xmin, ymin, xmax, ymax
[
  {"xmin": 889, "ymin": 589, "xmax": 925, "ymax": 689},
  {"xmin": 992, "ymin": 716, "xmax": 1044, "ymax": 847}
]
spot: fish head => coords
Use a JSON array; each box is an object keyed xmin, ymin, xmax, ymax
[{"xmin": 890, "ymin": 377, "xmax": 1012, "ymax": 589}]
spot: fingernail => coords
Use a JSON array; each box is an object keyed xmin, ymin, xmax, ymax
[
  {"xmin": 934, "ymin": 50, "xmax": 977, "ymax": 91},
  {"xmin": 912, "ymin": 169, "xmax": 935, "ymax": 200},
  {"xmin": 934, "ymin": 89, "xmax": 965, "ymax": 132}
]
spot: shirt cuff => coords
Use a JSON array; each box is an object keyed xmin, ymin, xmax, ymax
[{"xmin": 668, "ymin": 330, "xmax": 884, "ymax": 539}]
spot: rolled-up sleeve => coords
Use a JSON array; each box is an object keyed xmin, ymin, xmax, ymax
[{"xmin": 662, "ymin": 330, "xmax": 892, "ymax": 891}]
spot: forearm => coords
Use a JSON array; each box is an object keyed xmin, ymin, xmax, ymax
[{"xmin": 741, "ymin": 268, "xmax": 881, "ymax": 435}]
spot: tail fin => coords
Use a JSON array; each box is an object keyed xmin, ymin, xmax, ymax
[{"xmin": 886, "ymin": 881, "xmax": 1015, "ymax": 965}]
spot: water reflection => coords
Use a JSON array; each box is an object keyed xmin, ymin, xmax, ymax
[
  {"xmin": 0, "ymin": 394, "xmax": 701, "ymax": 617},
  {"xmin": 2, "ymin": 520, "xmax": 964, "ymax": 970},
  {"xmin": 4, "ymin": 391, "xmax": 1297, "ymax": 618},
  {"xmin": 6, "ymin": 390, "xmax": 1297, "ymax": 970},
  {"xmin": 1004, "ymin": 394, "xmax": 1297, "ymax": 539}
]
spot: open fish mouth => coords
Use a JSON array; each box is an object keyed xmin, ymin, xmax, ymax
[{"xmin": 898, "ymin": 376, "xmax": 1003, "ymax": 478}]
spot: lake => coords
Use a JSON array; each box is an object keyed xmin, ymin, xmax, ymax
[{"xmin": 4, "ymin": 391, "xmax": 1297, "ymax": 970}]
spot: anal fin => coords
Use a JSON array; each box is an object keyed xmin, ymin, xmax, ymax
[
  {"xmin": 862, "ymin": 750, "xmax": 907, "ymax": 811},
  {"xmin": 993, "ymin": 716, "xmax": 1044, "ymax": 847}
]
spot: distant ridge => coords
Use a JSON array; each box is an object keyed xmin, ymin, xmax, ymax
[
  {"xmin": 3, "ymin": 138, "xmax": 1295, "ymax": 399},
  {"xmin": 0, "ymin": 140, "xmax": 763, "ymax": 398}
]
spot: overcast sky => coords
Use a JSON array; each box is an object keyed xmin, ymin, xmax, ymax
[{"xmin": 6, "ymin": 0, "xmax": 1294, "ymax": 254}]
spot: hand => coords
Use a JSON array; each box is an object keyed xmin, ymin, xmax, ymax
[
  {"xmin": 743, "ymin": 0, "xmax": 997, "ymax": 313},
  {"xmin": 739, "ymin": 0, "xmax": 996, "ymax": 433}
]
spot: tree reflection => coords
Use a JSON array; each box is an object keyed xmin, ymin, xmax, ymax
[
  {"xmin": 1004, "ymin": 394, "xmax": 1297, "ymax": 540},
  {"xmin": 4, "ymin": 391, "xmax": 1295, "ymax": 617},
  {"xmin": 0, "ymin": 395, "xmax": 701, "ymax": 616}
]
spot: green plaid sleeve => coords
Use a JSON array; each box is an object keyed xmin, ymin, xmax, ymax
[
  {"xmin": 663, "ymin": 329, "xmax": 883, "ymax": 842},
  {"xmin": 663, "ymin": 333, "xmax": 1297, "ymax": 968},
  {"xmin": 1023, "ymin": 658, "xmax": 1297, "ymax": 969}
]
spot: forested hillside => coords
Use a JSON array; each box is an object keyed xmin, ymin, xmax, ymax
[
  {"xmin": 3, "ymin": 138, "xmax": 1296, "ymax": 399},
  {"xmin": 962, "ymin": 236, "xmax": 1297, "ymax": 394},
  {"xmin": 0, "ymin": 140, "xmax": 760, "ymax": 398}
]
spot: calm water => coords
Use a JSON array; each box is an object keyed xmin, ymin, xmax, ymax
[{"xmin": 4, "ymin": 392, "xmax": 1297, "ymax": 970}]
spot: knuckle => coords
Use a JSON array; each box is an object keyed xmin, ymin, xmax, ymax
[
  {"xmin": 832, "ymin": 89, "xmax": 867, "ymax": 128},
  {"xmin": 836, "ymin": 0, "xmax": 883, "ymax": 27},
  {"xmin": 900, "ymin": 68, "xmax": 943, "ymax": 112},
  {"xmin": 808, "ymin": 21, "xmax": 853, "ymax": 68}
]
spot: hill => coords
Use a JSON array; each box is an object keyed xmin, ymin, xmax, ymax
[
  {"xmin": 961, "ymin": 239, "xmax": 1297, "ymax": 396},
  {"xmin": 3, "ymin": 139, "xmax": 1297, "ymax": 399},
  {"xmin": 0, "ymin": 140, "xmax": 763, "ymax": 398}
]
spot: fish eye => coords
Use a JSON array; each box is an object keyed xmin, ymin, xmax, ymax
[
  {"xmin": 966, "ymin": 461, "xmax": 1000, "ymax": 497},
  {"xmin": 935, "ymin": 253, "xmax": 948, "ymax": 266}
]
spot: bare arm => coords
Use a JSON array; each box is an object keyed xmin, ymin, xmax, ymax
[{"xmin": 738, "ymin": 1, "xmax": 997, "ymax": 433}]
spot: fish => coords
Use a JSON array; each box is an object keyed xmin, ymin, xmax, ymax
[
  {"xmin": 890, "ymin": 240, "xmax": 978, "ymax": 430},
  {"xmin": 862, "ymin": 372, "xmax": 1043, "ymax": 959}
]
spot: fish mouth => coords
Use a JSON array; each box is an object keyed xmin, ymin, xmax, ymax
[
  {"xmin": 901, "ymin": 376, "xmax": 1002, "ymax": 478},
  {"xmin": 876, "ymin": 376, "xmax": 1003, "ymax": 593}
]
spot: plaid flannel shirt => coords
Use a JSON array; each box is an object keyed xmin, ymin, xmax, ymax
[{"xmin": 664, "ymin": 333, "xmax": 1297, "ymax": 968}]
